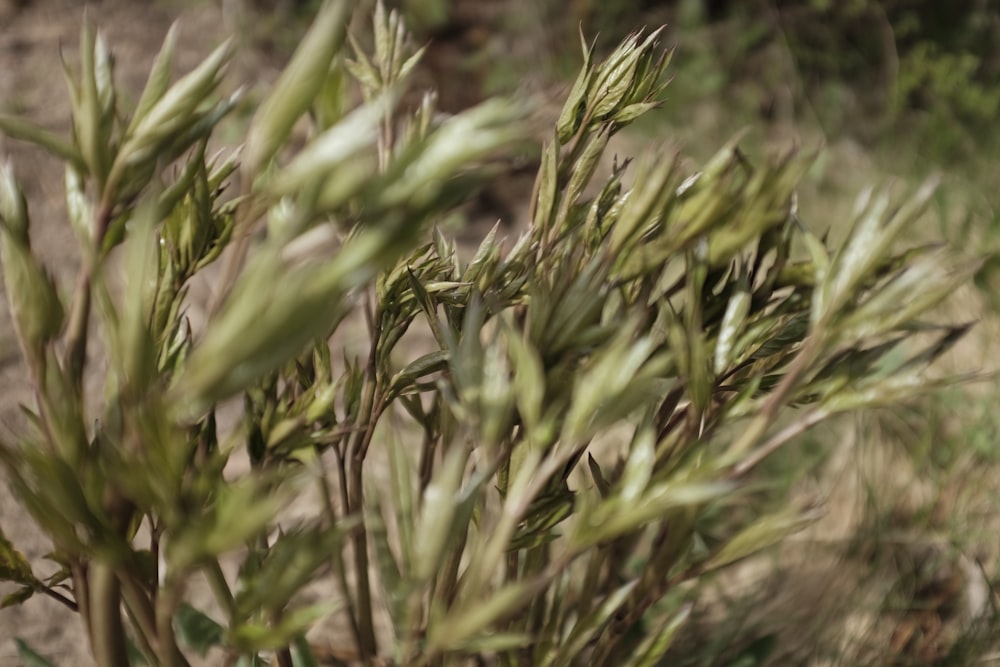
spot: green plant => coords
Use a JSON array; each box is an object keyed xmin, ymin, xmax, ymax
[{"xmin": 0, "ymin": 1, "xmax": 977, "ymax": 665}]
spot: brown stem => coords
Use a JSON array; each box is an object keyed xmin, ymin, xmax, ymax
[
  {"xmin": 347, "ymin": 458, "xmax": 377, "ymax": 662},
  {"xmin": 71, "ymin": 562, "xmax": 93, "ymax": 643},
  {"xmin": 276, "ymin": 647, "xmax": 294, "ymax": 667},
  {"xmin": 39, "ymin": 584, "xmax": 79, "ymax": 612},
  {"xmin": 343, "ymin": 295, "xmax": 385, "ymax": 661},
  {"xmin": 725, "ymin": 331, "xmax": 823, "ymax": 460},
  {"xmin": 88, "ymin": 563, "xmax": 129, "ymax": 667},
  {"xmin": 320, "ymin": 456, "xmax": 364, "ymax": 655},
  {"xmin": 206, "ymin": 561, "xmax": 236, "ymax": 619},
  {"xmin": 731, "ymin": 408, "xmax": 828, "ymax": 477},
  {"xmin": 155, "ymin": 577, "xmax": 191, "ymax": 667}
]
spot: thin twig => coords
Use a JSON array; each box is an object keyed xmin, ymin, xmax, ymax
[
  {"xmin": 345, "ymin": 293, "xmax": 384, "ymax": 662},
  {"xmin": 319, "ymin": 455, "xmax": 365, "ymax": 657},
  {"xmin": 39, "ymin": 584, "xmax": 79, "ymax": 612}
]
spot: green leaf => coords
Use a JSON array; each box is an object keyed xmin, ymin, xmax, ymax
[
  {"xmin": 563, "ymin": 324, "xmax": 663, "ymax": 443},
  {"xmin": 547, "ymin": 580, "xmax": 637, "ymax": 667},
  {"xmin": 175, "ymin": 603, "xmax": 225, "ymax": 657},
  {"xmin": 115, "ymin": 199, "xmax": 159, "ymax": 396},
  {"xmin": 510, "ymin": 487, "xmax": 574, "ymax": 550},
  {"xmin": 558, "ymin": 127, "xmax": 611, "ymax": 229},
  {"xmin": 244, "ymin": 0, "xmax": 353, "ymax": 173},
  {"xmin": 0, "ymin": 525, "xmax": 35, "ymax": 585},
  {"xmin": 407, "ymin": 266, "xmax": 448, "ymax": 349},
  {"xmin": 413, "ymin": 446, "xmax": 468, "ymax": 581},
  {"xmin": 0, "ymin": 167, "xmax": 65, "ymax": 362},
  {"xmin": 620, "ymin": 427, "xmax": 655, "ymax": 502},
  {"xmin": 612, "ymin": 101, "xmax": 661, "ymax": 125},
  {"xmin": 556, "ymin": 27, "xmax": 594, "ymax": 144},
  {"xmin": 234, "ymin": 655, "xmax": 265, "ymax": 667},
  {"xmin": 291, "ymin": 636, "xmax": 319, "ymax": 667},
  {"xmin": 533, "ymin": 138, "xmax": 559, "ymax": 230},
  {"xmin": 623, "ymin": 603, "xmax": 692, "ymax": 667},
  {"xmin": 388, "ymin": 350, "xmax": 449, "ymax": 398},
  {"xmin": 480, "ymin": 340, "xmax": 515, "ymax": 447},
  {"xmin": 399, "ymin": 43, "xmax": 428, "ymax": 81},
  {"xmin": 166, "ymin": 474, "xmax": 295, "ymax": 571},
  {"xmin": 129, "ymin": 22, "xmax": 179, "ymax": 134},
  {"xmin": 269, "ymin": 93, "xmax": 392, "ymax": 195},
  {"xmin": 369, "ymin": 496, "xmax": 405, "ymax": 627},
  {"xmin": 125, "ymin": 633, "xmax": 152, "ymax": 666},
  {"xmin": 372, "ymin": 0, "xmax": 393, "ymax": 75},
  {"xmin": 1, "ymin": 586, "xmax": 35, "ymax": 608},
  {"xmin": 505, "ymin": 322, "xmax": 545, "ymax": 433},
  {"xmin": 570, "ymin": 479, "xmax": 734, "ymax": 549},
  {"xmin": 462, "ymin": 222, "xmax": 502, "ymax": 290},
  {"xmin": 234, "ymin": 523, "xmax": 348, "ymax": 617},
  {"xmin": 824, "ymin": 179, "xmax": 938, "ymax": 319},
  {"xmin": 14, "ymin": 639, "xmax": 57, "ymax": 667},
  {"xmin": 609, "ymin": 152, "xmax": 677, "ymax": 258},
  {"xmin": 117, "ymin": 38, "xmax": 234, "ymax": 170},
  {"xmin": 345, "ymin": 33, "xmax": 381, "ymax": 92},
  {"xmin": 232, "ymin": 603, "xmax": 339, "ymax": 652},
  {"xmin": 451, "ymin": 632, "xmax": 530, "ymax": 653},
  {"xmin": 169, "ymin": 252, "xmax": 353, "ymax": 414},
  {"xmin": 703, "ymin": 507, "xmax": 819, "ymax": 572},
  {"xmin": 73, "ymin": 21, "xmax": 109, "ymax": 185},
  {"xmin": 0, "ymin": 115, "xmax": 86, "ymax": 170},
  {"xmin": 714, "ymin": 270, "xmax": 751, "ymax": 374},
  {"xmin": 428, "ymin": 578, "xmax": 544, "ymax": 653}
]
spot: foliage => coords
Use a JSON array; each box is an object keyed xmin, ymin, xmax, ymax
[
  {"xmin": 0, "ymin": 1, "xmax": 976, "ymax": 665},
  {"xmin": 570, "ymin": 1, "xmax": 1000, "ymax": 160}
]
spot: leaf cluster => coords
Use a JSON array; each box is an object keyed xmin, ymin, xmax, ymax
[{"xmin": 0, "ymin": 2, "xmax": 975, "ymax": 666}]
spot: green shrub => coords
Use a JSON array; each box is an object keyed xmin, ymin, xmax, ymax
[{"xmin": 0, "ymin": 2, "xmax": 976, "ymax": 665}]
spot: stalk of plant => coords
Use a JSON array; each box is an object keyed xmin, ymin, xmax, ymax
[{"xmin": 0, "ymin": 2, "xmax": 977, "ymax": 666}]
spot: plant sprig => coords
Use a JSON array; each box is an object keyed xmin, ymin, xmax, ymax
[{"xmin": 0, "ymin": 2, "xmax": 976, "ymax": 665}]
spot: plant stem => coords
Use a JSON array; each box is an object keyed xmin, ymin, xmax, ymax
[
  {"xmin": 346, "ymin": 297, "xmax": 384, "ymax": 662},
  {"xmin": 725, "ymin": 331, "xmax": 824, "ymax": 461},
  {"xmin": 71, "ymin": 562, "xmax": 93, "ymax": 649},
  {"xmin": 39, "ymin": 584, "xmax": 79, "ymax": 611},
  {"xmin": 88, "ymin": 563, "xmax": 129, "ymax": 667},
  {"xmin": 156, "ymin": 577, "xmax": 191, "ymax": 667},
  {"xmin": 347, "ymin": 459, "xmax": 377, "ymax": 662},
  {"xmin": 731, "ymin": 407, "xmax": 829, "ymax": 477},
  {"xmin": 119, "ymin": 574, "xmax": 157, "ymax": 653},
  {"xmin": 206, "ymin": 560, "xmax": 236, "ymax": 619},
  {"xmin": 320, "ymin": 458, "xmax": 365, "ymax": 655}
]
